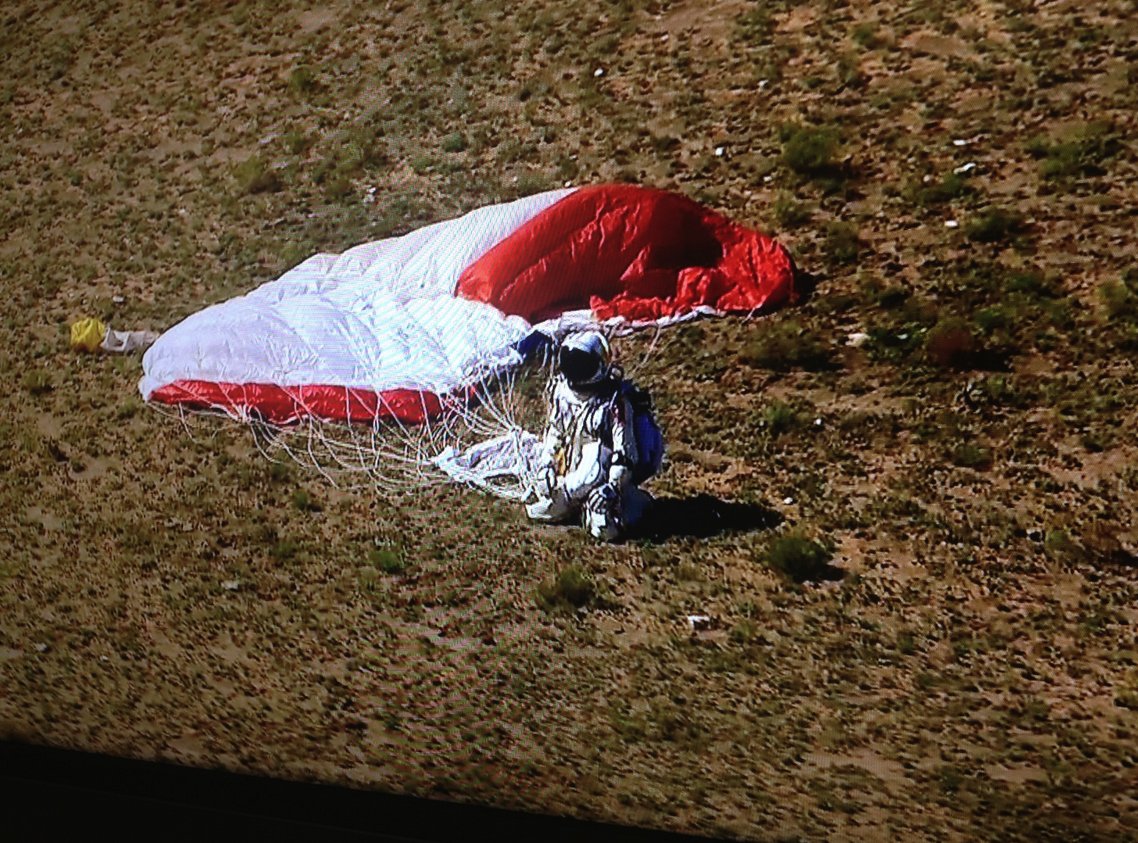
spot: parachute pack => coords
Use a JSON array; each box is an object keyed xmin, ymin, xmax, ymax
[{"xmin": 615, "ymin": 381, "xmax": 664, "ymax": 485}]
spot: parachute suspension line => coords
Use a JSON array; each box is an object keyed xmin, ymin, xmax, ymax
[{"xmin": 625, "ymin": 321, "xmax": 664, "ymax": 379}]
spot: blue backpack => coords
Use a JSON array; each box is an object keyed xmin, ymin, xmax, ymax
[{"xmin": 613, "ymin": 381, "xmax": 664, "ymax": 484}]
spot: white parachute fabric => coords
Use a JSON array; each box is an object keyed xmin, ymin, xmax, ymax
[{"xmin": 139, "ymin": 189, "xmax": 575, "ymax": 414}]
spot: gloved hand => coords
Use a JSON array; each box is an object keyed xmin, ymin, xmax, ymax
[
  {"xmin": 532, "ymin": 459, "xmax": 559, "ymax": 498},
  {"xmin": 586, "ymin": 482, "xmax": 618, "ymax": 516}
]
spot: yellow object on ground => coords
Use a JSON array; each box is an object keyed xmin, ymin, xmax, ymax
[{"xmin": 70, "ymin": 317, "xmax": 107, "ymax": 352}]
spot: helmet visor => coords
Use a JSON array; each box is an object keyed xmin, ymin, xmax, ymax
[{"xmin": 559, "ymin": 346, "xmax": 601, "ymax": 385}]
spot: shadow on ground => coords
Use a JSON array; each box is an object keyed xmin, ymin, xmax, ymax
[{"xmin": 631, "ymin": 494, "xmax": 783, "ymax": 542}]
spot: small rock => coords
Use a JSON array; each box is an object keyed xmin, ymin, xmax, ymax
[
  {"xmin": 35, "ymin": 643, "xmax": 49, "ymax": 653},
  {"xmin": 953, "ymin": 162, "xmax": 977, "ymax": 175},
  {"xmin": 593, "ymin": 67, "xmax": 605, "ymax": 77},
  {"xmin": 112, "ymin": 295, "xmax": 125, "ymax": 305},
  {"xmin": 847, "ymin": 331, "xmax": 870, "ymax": 347},
  {"xmin": 783, "ymin": 496, "xmax": 795, "ymax": 505},
  {"xmin": 945, "ymin": 220, "xmax": 959, "ymax": 228},
  {"xmin": 222, "ymin": 580, "xmax": 240, "ymax": 591},
  {"xmin": 814, "ymin": 417, "xmax": 823, "ymax": 427},
  {"xmin": 714, "ymin": 146, "xmax": 725, "ymax": 157},
  {"xmin": 686, "ymin": 614, "xmax": 712, "ymax": 631}
]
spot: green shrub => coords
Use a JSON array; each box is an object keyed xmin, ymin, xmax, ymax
[
  {"xmin": 740, "ymin": 320, "xmax": 829, "ymax": 371},
  {"xmin": 287, "ymin": 65, "xmax": 319, "ymax": 98},
  {"xmin": 1100, "ymin": 277, "xmax": 1138, "ymax": 323},
  {"xmin": 233, "ymin": 155, "xmax": 281, "ymax": 195},
  {"xmin": 536, "ymin": 565, "xmax": 595, "ymax": 612},
  {"xmin": 925, "ymin": 319, "xmax": 978, "ymax": 368},
  {"xmin": 781, "ymin": 124, "xmax": 841, "ymax": 179},
  {"xmin": 22, "ymin": 370, "xmax": 53, "ymax": 395},
  {"xmin": 1027, "ymin": 120, "xmax": 1120, "ymax": 180},
  {"xmin": 760, "ymin": 400, "xmax": 800, "ymax": 437},
  {"xmin": 906, "ymin": 171, "xmax": 973, "ymax": 206},
  {"xmin": 965, "ymin": 207, "xmax": 1026, "ymax": 243},
  {"xmin": 772, "ymin": 193, "xmax": 812, "ymax": 229},
  {"xmin": 441, "ymin": 132, "xmax": 467, "ymax": 153},
  {"xmin": 824, "ymin": 221, "xmax": 861, "ymax": 265},
  {"xmin": 291, "ymin": 490, "xmax": 321, "ymax": 512},
  {"xmin": 765, "ymin": 532, "xmax": 835, "ymax": 583},
  {"xmin": 368, "ymin": 546, "xmax": 407, "ymax": 574},
  {"xmin": 950, "ymin": 442, "xmax": 993, "ymax": 470}
]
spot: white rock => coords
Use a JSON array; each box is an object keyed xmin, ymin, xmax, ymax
[
  {"xmin": 783, "ymin": 496, "xmax": 795, "ymax": 505},
  {"xmin": 945, "ymin": 219, "xmax": 959, "ymax": 228},
  {"xmin": 686, "ymin": 614, "xmax": 712, "ymax": 631},
  {"xmin": 847, "ymin": 331, "xmax": 870, "ymax": 347},
  {"xmin": 953, "ymin": 162, "xmax": 977, "ymax": 175},
  {"xmin": 715, "ymin": 146, "xmax": 725, "ymax": 157},
  {"xmin": 594, "ymin": 67, "xmax": 605, "ymax": 77}
]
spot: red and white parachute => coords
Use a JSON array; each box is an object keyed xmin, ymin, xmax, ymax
[{"xmin": 141, "ymin": 184, "xmax": 798, "ymax": 496}]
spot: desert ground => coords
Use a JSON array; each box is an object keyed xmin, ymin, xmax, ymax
[{"xmin": 2, "ymin": 1, "xmax": 1137, "ymax": 840}]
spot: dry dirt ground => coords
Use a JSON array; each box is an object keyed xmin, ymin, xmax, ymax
[{"xmin": 3, "ymin": 1, "xmax": 1138, "ymax": 840}]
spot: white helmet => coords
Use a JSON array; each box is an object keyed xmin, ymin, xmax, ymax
[{"xmin": 558, "ymin": 331, "xmax": 612, "ymax": 387}]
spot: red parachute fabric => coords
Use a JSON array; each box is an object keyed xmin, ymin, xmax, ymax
[
  {"xmin": 143, "ymin": 185, "xmax": 800, "ymax": 426},
  {"xmin": 456, "ymin": 184, "xmax": 798, "ymax": 323}
]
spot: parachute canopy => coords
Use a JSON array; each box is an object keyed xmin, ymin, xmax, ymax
[{"xmin": 140, "ymin": 184, "xmax": 798, "ymax": 425}]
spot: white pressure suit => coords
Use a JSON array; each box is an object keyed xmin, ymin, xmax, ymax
[{"xmin": 525, "ymin": 372, "xmax": 653, "ymax": 541}]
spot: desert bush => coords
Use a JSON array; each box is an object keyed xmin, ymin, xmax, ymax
[
  {"xmin": 1027, "ymin": 120, "xmax": 1121, "ymax": 180},
  {"xmin": 760, "ymin": 400, "xmax": 801, "ymax": 437},
  {"xmin": 287, "ymin": 65, "xmax": 320, "ymax": 98},
  {"xmin": 1099, "ymin": 275, "xmax": 1138, "ymax": 323},
  {"xmin": 369, "ymin": 546, "xmax": 407, "ymax": 574},
  {"xmin": 536, "ymin": 565, "xmax": 595, "ymax": 612},
  {"xmin": 781, "ymin": 124, "xmax": 841, "ymax": 180},
  {"xmin": 925, "ymin": 319, "xmax": 978, "ymax": 368},
  {"xmin": 772, "ymin": 193, "xmax": 811, "ymax": 229},
  {"xmin": 824, "ymin": 222, "xmax": 861, "ymax": 265},
  {"xmin": 905, "ymin": 171, "xmax": 974, "ymax": 207},
  {"xmin": 233, "ymin": 156, "xmax": 281, "ymax": 195},
  {"xmin": 740, "ymin": 319, "xmax": 829, "ymax": 371},
  {"xmin": 950, "ymin": 442, "xmax": 993, "ymax": 470},
  {"xmin": 765, "ymin": 532, "xmax": 835, "ymax": 583},
  {"xmin": 965, "ymin": 207, "xmax": 1026, "ymax": 243},
  {"xmin": 441, "ymin": 132, "xmax": 467, "ymax": 153}
]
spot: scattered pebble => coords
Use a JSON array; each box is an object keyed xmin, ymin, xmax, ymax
[
  {"xmin": 593, "ymin": 67, "xmax": 605, "ymax": 77},
  {"xmin": 814, "ymin": 417, "xmax": 823, "ymax": 427},
  {"xmin": 714, "ymin": 146, "xmax": 725, "ymax": 157},
  {"xmin": 783, "ymin": 496, "xmax": 795, "ymax": 505},
  {"xmin": 758, "ymin": 79, "xmax": 769, "ymax": 89},
  {"xmin": 112, "ymin": 295, "xmax": 125, "ymax": 305},
  {"xmin": 953, "ymin": 162, "xmax": 977, "ymax": 175},
  {"xmin": 945, "ymin": 220, "xmax": 959, "ymax": 228}
]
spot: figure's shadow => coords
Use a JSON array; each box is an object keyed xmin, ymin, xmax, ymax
[{"xmin": 629, "ymin": 493, "xmax": 783, "ymax": 543}]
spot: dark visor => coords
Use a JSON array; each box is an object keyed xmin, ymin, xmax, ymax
[{"xmin": 559, "ymin": 347, "xmax": 599, "ymax": 384}]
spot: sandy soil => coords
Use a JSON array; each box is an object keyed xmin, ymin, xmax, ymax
[{"xmin": 2, "ymin": 1, "xmax": 1138, "ymax": 840}]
